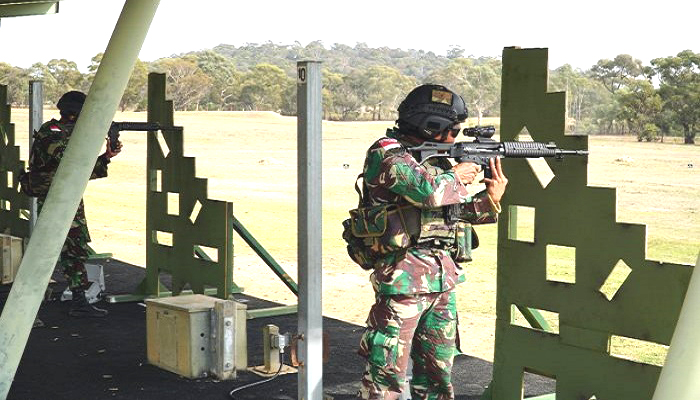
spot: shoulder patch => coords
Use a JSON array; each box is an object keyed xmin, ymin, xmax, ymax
[
  {"xmin": 50, "ymin": 125, "xmax": 62, "ymax": 132},
  {"xmin": 377, "ymin": 138, "xmax": 401, "ymax": 151}
]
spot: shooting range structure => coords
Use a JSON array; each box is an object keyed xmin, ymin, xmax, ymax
[
  {"xmin": 482, "ymin": 47, "xmax": 696, "ymax": 399},
  {"xmin": 105, "ymin": 73, "xmax": 299, "ymax": 321},
  {"xmin": 0, "ymin": 87, "xmax": 31, "ymax": 240},
  {"xmin": 0, "ymin": 77, "xmax": 298, "ymax": 313},
  {"xmin": 0, "ymin": 2, "xmax": 161, "ymax": 399}
]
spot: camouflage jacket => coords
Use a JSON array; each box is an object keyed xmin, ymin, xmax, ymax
[
  {"xmin": 363, "ymin": 128, "xmax": 498, "ymax": 295},
  {"xmin": 26, "ymin": 118, "xmax": 110, "ymax": 197}
]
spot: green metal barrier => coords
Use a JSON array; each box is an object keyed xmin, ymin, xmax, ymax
[
  {"xmin": 483, "ymin": 47, "xmax": 694, "ymax": 400},
  {"xmin": 0, "ymin": 86, "xmax": 31, "ymax": 241},
  {"xmin": 111, "ymin": 73, "xmax": 297, "ymax": 319}
]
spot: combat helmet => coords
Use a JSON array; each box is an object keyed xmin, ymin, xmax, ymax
[
  {"xmin": 56, "ymin": 91, "xmax": 87, "ymax": 117},
  {"xmin": 397, "ymin": 84, "xmax": 467, "ymax": 140}
]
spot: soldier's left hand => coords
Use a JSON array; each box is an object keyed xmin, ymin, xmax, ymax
[
  {"xmin": 105, "ymin": 138, "xmax": 122, "ymax": 159},
  {"xmin": 482, "ymin": 157, "xmax": 508, "ymax": 203}
]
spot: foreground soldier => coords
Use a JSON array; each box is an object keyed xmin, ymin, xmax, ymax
[
  {"xmin": 23, "ymin": 90, "xmax": 121, "ymax": 318},
  {"xmin": 356, "ymin": 84, "xmax": 508, "ymax": 399}
]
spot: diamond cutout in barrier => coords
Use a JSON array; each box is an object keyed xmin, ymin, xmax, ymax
[
  {"xmin": 157, "ymin": 131, "xmax": 170, "ymax": 157},
  {"xmin": 599, "ymin": 259, "xmax": 632, "ymax": 301},
  {"xmin": 517, "ymin": 126, "xmax": 555, "ymax": 188},
  {"xmin": 189, "ymin": 199, "xmax": 202, "ymax": 224}
]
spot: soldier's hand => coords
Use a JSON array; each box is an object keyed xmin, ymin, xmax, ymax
[
  {"xmin": 482, "ymin": 157, "xmax": 508, "ymax": 203},
  {"xmin": 105, "ymin": 138, "xmax": 122, "ymax": 159},
  {"xmin": 452, "ymin": 162, "xmax": 481, "ymax": 185}
]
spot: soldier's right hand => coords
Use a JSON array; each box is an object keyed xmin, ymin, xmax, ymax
[
  {"xmin": 452, "ymin": 162, "xmax": 481, "ymax": 185},
  {"xmin": 105, "ymin": 138, "xmax": 122, "ymax": 159}
]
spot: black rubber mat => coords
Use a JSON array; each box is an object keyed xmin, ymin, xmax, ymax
[{"xmin": 1, "ymin": 259, "xmax": 554, "ymax": 399}]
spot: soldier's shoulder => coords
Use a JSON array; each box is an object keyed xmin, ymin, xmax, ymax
[
  {"xmin": 37, "ymin": 119, "xmax": 64, "ymax": 133},
  {"xmin": 36, "ymin": 119, "xmax": 66, "ymax": 139},
  {"xmin": 368, "ymin": 137, "xmax": 406, "ymax": 156}
]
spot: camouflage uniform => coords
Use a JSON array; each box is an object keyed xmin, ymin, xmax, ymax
[
  {"xmin": 28, "ymin": 119, "xmax": 110, "ymax": 290},
  {"xmin": 358, "ymin": 128, "xmax": 498, "ymax": 399}
]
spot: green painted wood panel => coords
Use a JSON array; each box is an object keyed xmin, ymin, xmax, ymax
[{"xmin": 487, "ymin": 48, "xmax": 694, "ymax": 400}]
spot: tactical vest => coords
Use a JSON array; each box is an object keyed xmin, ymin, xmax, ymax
[{"xmin": 342, "ymin": 169, "xmax": 477, "ymax": 270}]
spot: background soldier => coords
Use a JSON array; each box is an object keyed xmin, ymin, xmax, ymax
[
  {"xmin": 356, "ymin": 84, "xmax": 508, "ymax": 399},
  {"xmin": 24, "ymin": 90, "xmax": 121, "ymax": 318}
]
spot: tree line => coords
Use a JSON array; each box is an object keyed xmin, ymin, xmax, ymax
[{"xmin": 0, "ymin": 42, "xmax": 697, "ymax": 143}]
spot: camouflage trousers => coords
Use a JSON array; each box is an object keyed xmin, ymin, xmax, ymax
[
  {"xmin": 358, "ymin": 290, "xmax": 459, "ymax": 400},
  {"xmin": 38, "ymin": 198, "xmax": 91, "ymax": 290}
]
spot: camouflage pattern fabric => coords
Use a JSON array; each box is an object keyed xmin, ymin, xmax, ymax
[
  {"xmin": 357, "ymin": 128, "xmax": 499, "ymax": 399},
  {"xmin": 28, "ymin": 119, "xmax": 110, "ymax": 290},
  {"xmin": 358, "ymin": 291, "xmax": 459, "ymax": 399},
  {"xmin": 361, "ymin": 128, "xmax": 497, "ymax": 295},
  {"xmin": 37, "ymin": 198, "xmax": 91, "ymax": 289}
]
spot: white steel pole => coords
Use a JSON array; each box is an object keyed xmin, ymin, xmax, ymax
[
  {"xmin": 652, "ymin": 252, "xmax": 700, "ymax": 400},
  {"xmin": 297, "ymin": 60, "xmax": 323, "ymax": 400},
  {"xmin": 27, "ymin": 80, "xmax": 42, "ymax": 235}
]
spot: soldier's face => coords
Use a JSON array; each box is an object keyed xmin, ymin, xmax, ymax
[{"xmin": 440, "ymin": 123, "xmax": 462, "ymax": 144}]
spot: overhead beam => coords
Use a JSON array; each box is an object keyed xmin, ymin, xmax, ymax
[
  {"xmin": 0, "ymin": 1, "xmax": 160, "ymax": 398},
  {"xmin": 0, "ymin": 1, "xmax": 59, "ymax": 18}
]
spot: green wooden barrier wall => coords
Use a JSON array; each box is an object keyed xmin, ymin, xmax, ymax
[
  {"xmin": 133, "ymin": 72, "xmax": 236, "ymax": 299},
  {"xmin": 0, "ymin": 86, "xmax": 31, "ymax": 239},
  {"xmin": 486, "ymin": 47, "xmax": 694, "ymax": 400}
]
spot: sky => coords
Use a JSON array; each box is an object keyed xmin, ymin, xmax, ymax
[{"xmin": 0, "ymin": 0, "xmax": 698, "ymax": 72}]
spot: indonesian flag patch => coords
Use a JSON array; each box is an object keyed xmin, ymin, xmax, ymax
[{"xmin": 377, "ymin": 138, "xmax": 401, "ymax": 151}]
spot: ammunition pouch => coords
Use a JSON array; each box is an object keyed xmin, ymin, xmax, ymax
[
  {"xmin": 18, "ymin": 169, "xmax": 49, "ymax": 197},
  {"xmin": 452, "ymin": 221, "xmax": 479, "ymax": 262},
  {"xmin": 342, "ymin": 204, "xmax": 420, "ymax": 270}
]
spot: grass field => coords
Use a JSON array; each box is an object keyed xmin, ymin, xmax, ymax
[{"xmin": 7, "ymin": 109, "xmax": 700, "ymax": 362}]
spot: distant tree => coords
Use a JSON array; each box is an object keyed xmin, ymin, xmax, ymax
[
  {"xmin": 151, "ymin": 57, "xmax": 212, "ymax": 110},
  {"xmin": 46, "ymin": 58, "xmax": 86, "ymax": 94},
  {"xmin": 334, "ymin": 73, "xmax": 363, "ymax": 120},
  {"xmin": 0, "ymin": 63, "xmax": 30, "ymax": 106},
  {"xmin": 650, "ymin": 50, "xmax": 700, "ymax": 144},
  {"xmin": 447, "ymin": 46, "xmax": 465, "ymax": 59},
  {"xmin": 589, "ymin": 54, "xmax": 644, "ymax": 94},
  {"xmin": 87, "ymin": 53, "xmax": 149, "ymax": 111},
  {"xmin": 616, "ymin": 79, "xmax": 662, "ymax": 140},
  {"xmin": 238, "ymin": 63, "xmax": 291, "ymax": 111},
  {"xmin": 550, "ymin": 64, "xmax": 612, "ymax": 132},
  {"xmin": 193, "ymin": 51, "xmax": 241, "ymax": 110},
  {"xmin": 322, "ymin": 70, "xmax": 345, "ymax": 120},
  {"xmin": 428, "ymin": 57, "xmax": 501, "ymax": 124},
  {"xmin": 355, "ymin": 66, "xmax": 416, "ymax": 120},
  {"xmin": 28, "ymin": 62, "xmax": 61, "ymax": 103}
]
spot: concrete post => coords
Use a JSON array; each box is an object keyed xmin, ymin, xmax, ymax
[{"xmin": 0, "ymin": 1, "xmax": 160, "ymax": 398}]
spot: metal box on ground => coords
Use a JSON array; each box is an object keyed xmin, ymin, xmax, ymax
[
  {"xmin": 146, "ymin": 294, "xmax": 247, "ymax": 380},
  {"xmin": 0, "ymin": 234, "xmax": 23, "ymax": 284}
]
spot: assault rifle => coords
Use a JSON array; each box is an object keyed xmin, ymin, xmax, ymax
[
  {"xmin": 408, "ymin": 125, "xmax": 588, "ymax": 178},
  {"xmin": 107, "ymin": 121, "xmax": 160, "ymax": 151}
]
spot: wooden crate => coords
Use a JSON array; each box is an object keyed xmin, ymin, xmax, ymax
[
  {"xmin": 145, "ymin": 294, "xmax": 247, "ymax": 379},
  {"xmin": 0, "ymin": 234, "xmax": 23, "ymax": 284}
]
